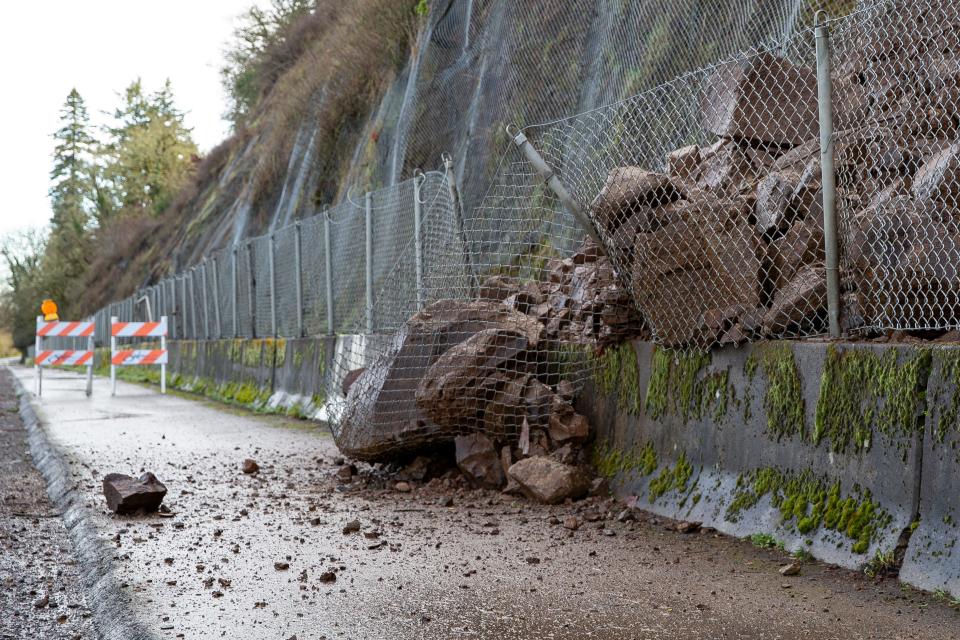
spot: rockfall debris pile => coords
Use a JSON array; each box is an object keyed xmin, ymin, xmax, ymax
[
  {"xmin": 591, "ymin": 7, "xmax": 960, "ymax": 346},
  {"xmin": 334, "ymin": 242, "xmax": 644, "ymax": 501}
]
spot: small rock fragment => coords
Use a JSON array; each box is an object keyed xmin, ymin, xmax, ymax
[
  {"xmin": 241, "ymin": 459, "xmax": 259, "ymax": 474},
  {"xmin": 780, "ymin": 561, "xmax": 801, "ymax": 576}
]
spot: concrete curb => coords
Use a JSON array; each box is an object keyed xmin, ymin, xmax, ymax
[
  {"xmin": 578, "ymin": 341, "xmax": 927, "ymax": 572},
  {"xmin": 8, "ymin": 368, "xmax": 158, "ymax": 640}
]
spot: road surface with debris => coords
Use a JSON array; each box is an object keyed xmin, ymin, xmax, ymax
[{"xmin": 6, "ymin": 365, "xmax": 960, "ymax": 639}]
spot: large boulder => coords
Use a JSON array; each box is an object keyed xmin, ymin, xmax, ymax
[
  {"xmin": 630, "ymin": 195, "xmax": 762, "ymax": 347},
  {"xmin": 102, "ymin": 472, "xmax": 167, "ymax": 514},
  {"xmin": 702, "ymin": 51, "xmax": 818, "ymax": 146},
  {"xmin": 507, "ymin": 456, "xmax": 591, "ymax": 504},
  {"xmin": 335, "ymin": 300, "xmax": 544, "ymax": 461}
]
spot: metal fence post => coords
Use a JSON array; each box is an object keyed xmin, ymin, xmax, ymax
[
  {"xmin": 443, "ymin": 154, "xmax": 479, "ymax": 294},
  {"xmin": 247, "ymin": 241, "xmax": 257, "ymax": 338},
  {"xmin": 200, "ymin": 261, "xmax": 210, "ymax": 339},
  {"xmin": 294, "ymin": 221, "xmax": 304, "ymax": 337},
  {"xmin": 212, "ymin": 255, "xmax": 222, "ymax": 339},
  {"xmin": 189, "ymin": 269, "xmax": 198, "ymax": 339},
  {"xmin": 269, "ymin": 233, "xmax": 277, "ymax": 337},
  {"xmin": 413, "ymin": 172, "xmax": 425, "ymax": 310},
  {"xmin": 507, "ymin": 125, "xmax": 605, "ymax": 250},
  {"xmin": 231, "ymin": 246, "xmax": 239, "ymax": 338},
  {"xmin": 815, "ymin": 10, "xmax": 842, "ymax": 338},
  {"xmin": 170, "ymin": 277, "xmax": 178, "ymax": 339},
  {"xmin": 323, "ymin": 209, "xmax": 335, "ymax": 335},
  {"xmin": 364, "ymin": 192, "xmax": 374, "ymax": 334}
]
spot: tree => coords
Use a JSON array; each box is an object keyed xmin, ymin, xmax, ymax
[
  {"xmin": 49, "ymin": 88, "xmax": 95, "ymax": 231},
  {"xmin": 47, "ymin": 89, "xmax": 96, "ymax": 315},
  {"xmin": 221, "ymin": 0, "xmax": 316, "ymax": 125},
  {"xmin": 0, "ymin": 229, "xmax": 49, "ymax": 359},
  {"xmin": 100, "ymin": 79, "xmax": 198, "ymax": 215}
]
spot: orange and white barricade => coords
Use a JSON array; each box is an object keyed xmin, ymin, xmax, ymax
[
  {"xmin": 35, "ymin": 317, "xmax": 95, "ymax": 397},
  {"xmin": 110, "ymin": 316, "xmax": 168, "ymax": 395}
]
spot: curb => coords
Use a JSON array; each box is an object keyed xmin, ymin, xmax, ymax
[{"xmin": 8, "ymin": 368, "xmax": 158, "ymax": 640}]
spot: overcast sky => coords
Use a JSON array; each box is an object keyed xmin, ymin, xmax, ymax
[{"xmin": 0, "ymin": 0, "xmax": 269, "ymax": 238}]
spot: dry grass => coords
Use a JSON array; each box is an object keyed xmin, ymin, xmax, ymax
[
  {"xmin": 79, "ymin": 213, "xmax": 163, "ymax": 314},
  {"xmin": 249, "ymin": 0, "xmax": 420, "ymax": 208}
]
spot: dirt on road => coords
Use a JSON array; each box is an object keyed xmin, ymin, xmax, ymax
[
  {"xmin": 7, "ymin": 366, "xmax": 960, "ymax": 639},
  {"xmin": 0, "ymin": 368, "xmax": 95, "ymax": 640}
]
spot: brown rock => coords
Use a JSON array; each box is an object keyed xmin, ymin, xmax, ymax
[
  {"xmin": 455, "ymin": 434, "xmax": 505, "ymax": 489},
  {"xmin": 478, "ymin": 275, "xmax": 519, "ymax": 301},
  {"xmin": 762, "ymin": 264, "xmax": 827, "ymax": 334},
  {"xmin": 698, "ymin": 139, "xmax": 754, "ymax": 193},
  {"xmin": 241, "ymin": 458, "xmax": 259, "ymax": 475},
  {"xmin": 102, "ymin": 472, "xmax": 167, "ymax": 514},
  {"xmin": 547, "ymin": 397, "xmax": 590, "ymax": 443},
  {"xmin": 769, "ymin": 215, "xmax": 824, "ymax": 290},
  {"xmin": 912, "ymin": 143, "xmax": 960, "ymax": 207},
  {"xmin": 337, "ymin": 300, "xmax": 544, "ymax": 461},
  {"xmin": 507, "ymin": 456, "xmax": 591, "ymax": 504},
  {"xmin": 702, "ymin": 51, "xmax": 818, "ymax": 146},
  {"xmin": 590, "ymin": 167, "xmax": 682, "ymax": 234},
  {"xmin": 667, "ymin": 145, "xmax": 702, "ymax": 181},
  {"xmin": 416, "ymin": 324, "xmax": 543, "ymax": 431}
]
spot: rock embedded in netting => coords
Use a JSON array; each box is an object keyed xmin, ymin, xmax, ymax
[
  {"xmin": 102, "ymin": 472, "xmax": 167, "ymax": 514},
  {"xmin": 589, "ymin": 167, "xmax": 683, "ymax": 236},
  {"xmin": 761, "ymin": 264, "xmax": 828, "ymax": 334},
  {"xmin": 334, "ymin": 300, "xmax": 547, "ymax": 460},
  {"xmin": 629, "ymin": 195, "xmax": 763, "ymax": 347},
  {"xmin": 702, "ymin": 51, "xmax": 818, "ymax": 147}
]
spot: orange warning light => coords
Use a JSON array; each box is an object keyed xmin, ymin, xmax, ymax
[{"xmin": 41, "ymin": 299, "xmax": 59, "ymax": 322}]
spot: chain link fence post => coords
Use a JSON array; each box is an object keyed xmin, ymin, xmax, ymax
[
  {"xmin": 365, "ymin": 191, "xmax": 374, "ymax": 334},
  {"xmin": 247, "ymin": 240, "xmax": 257, "ymax": 338},
  {"xmin": 212, "ymin": 255, "xmax": 222, "ymax": 339},
  {"xmin": 324, "ymin": 208, "xmax": 335, "ymax": 335},
  {"xmin": 231, "ymin": 246, "xmax": 239, "ymax": 338},
  {"xmin": 269, "ymin": 232, "xmax": 278, "ymax": 337},
  {"xmin": 200, "ymin": 261, "xmax": 210, "ymax": 339},
  {"xmin": 815, "ymin": 10, "xmax": 841, "ymax": 338},
  {"xmin": 413, "ymin": 172, "xmax": 425, "ymax": 310},
  {"xmin": 442, "ymin": 154, "xmax": 479, "ymax": 295},
  {"xmin": 189, "ymin": 269, "xmax": 199, "ymax": 339},
  {"xmin": 294, "ymin": 221, "xmax": 304, "ymax": 337},
  {"xmin": 507, "ymin": 125, "xmax": 605, "ymax": 250}
]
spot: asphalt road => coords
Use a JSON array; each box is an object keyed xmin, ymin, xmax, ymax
[{"xmin": 7, "ymin": 365, "xmax": 960, "ymax": 639}]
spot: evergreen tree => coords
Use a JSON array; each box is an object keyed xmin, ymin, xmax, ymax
[
  {"xmin": 47, "ymin": 89, "xmax": 96, "ymax": 307},
  {"xmin": 49, "ymin": 88, "xmax": 95, "ymax": 230},
  {"xmin": 100, "ymin": 79, "xmax": 198, "ymax": 215}
]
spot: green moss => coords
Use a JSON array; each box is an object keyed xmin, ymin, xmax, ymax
[
  {"xmin": 644, "ymin": 347, "xmax": 727, "ymax": 422},
  {"xmin": 648, "ymin": 451, "xmax": 693, "ymax": 502},
  {"xmin": 814, "ymin": 346, "xmax": 930, "ymax": 453},
  {"xmin": 593, "ymin": 343, "xmax": 642, "ymax": 416},
  {"xmin": 745, "ymin": 344, "xmax": 805, "ymax": 441},
  {"xmin": 726, "ymin": 467, "xmax": 889, "ymax": 554},
  {"xmin": 592, "ymin": 440, "xmax": 658, "ymax": 479},
  {"xmin": 933, "ymin": 351, "xmax": 960, "ymax": 443}
]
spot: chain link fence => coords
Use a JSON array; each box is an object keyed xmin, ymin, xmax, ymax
[{"xmin": 88, "ymin": 171, "xmax": 459, "ymax": 347}]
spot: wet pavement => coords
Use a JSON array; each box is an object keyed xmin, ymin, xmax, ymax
[
  {"xmin": 0, "ymin": 368, "xmax": 96, "ymax": 639},
  {"xmin": 8, "ymin": 365, "xmax": 960, "ymax": 639}
]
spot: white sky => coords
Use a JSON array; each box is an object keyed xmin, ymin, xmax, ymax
[{"xmin": 0, "ymin": 0, "xmax": 269, "ymax": 238}]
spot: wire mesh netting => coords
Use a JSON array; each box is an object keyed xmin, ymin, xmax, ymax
[{"xmin": 832, "ymin": 0, "xmax": 960, "ymax": 332}]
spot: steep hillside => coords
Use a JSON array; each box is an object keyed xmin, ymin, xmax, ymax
[{"xmin": 79, "ymin": 0, "xmax": 849, "ymax": 315}]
